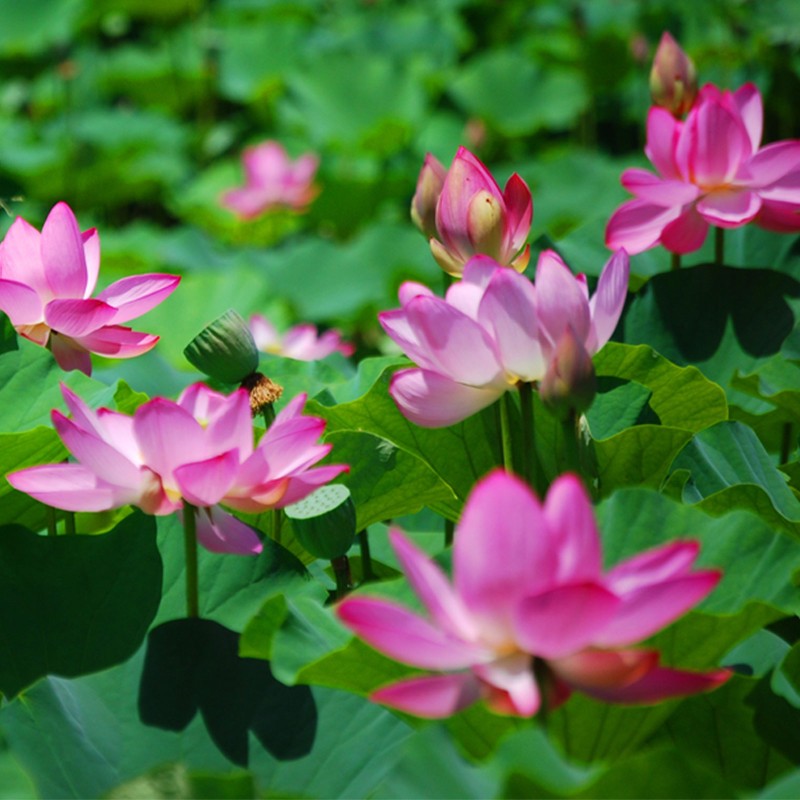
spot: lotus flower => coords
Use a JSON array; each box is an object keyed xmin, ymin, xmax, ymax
[
  {"xmin": 0, "ymin": 202, "xmax": 179, "ymax": 375},
  {"xmin": 7, "ymin": 384, "xmax": 348, "ymax": 554},
  {"xmin": 410, "ymin": 153, "xmax": 447, "ymax": 240},
  {"xmin": 250, "ymin": 314, "xmax": 354, "ymax": 361},
  {"xmin": 428, "ymin": 147, "xmax": 532, "ymax": 277},
  {"xmin": 606, "ymin": 83, "xmax": 800, "ymax": 255},
  {"xmin": 650, "ymin": 32, "xmax": 697, "ymax": 118},
  {"xmin": 222, "ymin": 141, "xmax": 319, "ymax": 218},
  {"xmin": 338, "ymin": 470, "xmax": 729, "ymax": 718},
  {"xmin": 379, "ymin": 249, "xmax": 629, "ymax": 427}
]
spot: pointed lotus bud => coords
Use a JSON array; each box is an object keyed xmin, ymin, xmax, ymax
[
  {"xmin": 650, "ymin": 32, "xmax": 697, "ymax": 117},
  {"xmin": 410, "ymin": 153, "xmax": 446, "ymax": 239},
  {"xmin": 184, "ymin": 309, "xmax": 260, "ymax": 383},
  {"xmin": 540, "ymin": 328, "xmax": 596, "ymax": 417}
]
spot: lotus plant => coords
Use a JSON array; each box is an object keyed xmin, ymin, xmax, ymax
[
  {"xmin": 649, "ymin": 32, "xmax": 697, "ymax": 118},
  {"xmin": 8, "ymin": 384, "xmax": 348, "ymax": 554},
  {"xmin": 222, "ymin": 140, "xmax": 319, "ymax": 218},
  {"xmin": 250, "ymin": 314, "xmax": 354, "ymax": 361},
  {"xmin": 338, "ymin": 470, "xmax": 729, "ymax": 718},
  {"xmin": 0, "ymin": 202, "xmax": 180, "ymax": 375},
  {"xmin": 420, "ymin": 147, "xmax": 532, "ymax": 277},
  {"xmin": 379, "ymin": 249, "xmax": 629, "ymax": 427},
  {"xmin": 606, "ymin": 83, "xmax": 800, "ymax": 255}
]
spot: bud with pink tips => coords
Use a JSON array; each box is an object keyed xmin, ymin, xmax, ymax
[{"xmin": 650, "ymin": 32, "xmax": 698, "ymax": 118}]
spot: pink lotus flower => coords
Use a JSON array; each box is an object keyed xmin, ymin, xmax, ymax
[
  {"xmin": 337, "ymin": 470, "xmax": 729, "ymax": 719},
  {"xmin": 379, "ymin": 249, "xmax": 629, "ymax": 427},
  {"xmin": 249, "ymin": 314, "xmax": 354, "ymax": 361},
  {"xmin": 606, "ymin": 83, "xmax": 800, "ymax": 255},
  {"xmin": 222, "ymin": 141, "xmax": 319, "ymax": 218},
  {"xmin": 649, "ymin": 32, "xmax": 697, "ymax": 118},
  {"xmin": 410, "ymin": 153, "xmax": 447, "ymax": 240},
  {"xmin": 7, "ymin": 384, "xmax": 347, "ymax": 555},
  {"xmin": 0, "ymin": 202, "xmax": 179, "ymax": 375},
  {"xmin": 429, "ymin": 147, "xmax": 532, "ymax": 277}
]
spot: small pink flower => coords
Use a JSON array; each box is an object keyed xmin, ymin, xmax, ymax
[
  {"xmin": 379, "ymin": 250, "xmax": 629, "ymax": 428},
  {"xmin": 410, "ymin": 153, "xmax": 447, "ymax": 240},
  {"xmin": 606, "ymin": 83, "xmax": 800, "ymax": 255},
  {"xmin": 429, "ymin": 147, "xmax": 532, "ymax": 277},
  {"xmin": 337, "ymin": 470, "xmax": 729, "ymax": 719},
  {"xmin": 7, "ymin": 384, "xmax": 348, "ymax": 555},
  {"xmin": 249, "ymin": 314, "xmax": 354, "ymax": 361},
  {"xmin": 0, "ymin": 202, "xmax": 179, "ymax": 375},
  {"xmin": 222, "ymin": 141, "xmax": 319, "ymax": 218},
  {"xmin": 649, "ymin": 32, "xmax": 698, "ymax": 118}
]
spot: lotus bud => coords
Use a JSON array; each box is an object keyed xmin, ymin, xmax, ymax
[
  {"xmin": 540, "ymin": 327, "xmax": 596, "ymax": 417},
  {"xmin": 184, "ymin": 309, "xmax": 260, "ymax": 383},
  {"xmin": 650, "ymin": 32, "xmax": 697, "ymax": 118},
  {"xmin": 410, "ymin": 154, "xmax": 446, "ymax": 240}
]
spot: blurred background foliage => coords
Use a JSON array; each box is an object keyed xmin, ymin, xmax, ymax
[{"xmin": 0, "ymin": 0, "xmax": 798, "ymax": 377}]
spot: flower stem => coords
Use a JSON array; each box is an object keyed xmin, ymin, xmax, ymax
[
  {"xmin": 561, "ymin": 409, "xmax": 581, "ymax": 477},
  {"xmin": 183, "ymin": 502, "xmax": 200, "ymax": 619},
  {"xmin": 46, "ymin": 506, "xmax": 57, "ymax": 537},
  {"xmin": 714, "ymin": 226, "xmax": 725, "ymax": 266},
  {"xmin": 64, "ymin": 511, "xmax": 76, "ymax": 535},
  {"xmin": 518, "ymin": 382, "xmax": 537, "ymax": 490},
  {"xmin": 499, "ymin": 393, "xmax": 515, "ymax": 474},
  {"xmin": 444, "ymin": 518, "xmax": 454, "ymax": 547},
  {"xmin": 331, "ymin": 555, "xmax": 352, "ymax": 599},
  {"xmin": 261, "ymin": 403, "xmax": 276, "ymax": 429},
  {"xmin": 269, "ymin": 509, "xmax": 283, "ymax": 545},
  {"xmin": 358, "ymin": 530, "xmax": 375, "ymax": 582},
  {"xmin": 670, "ymin": 252, "xmax": 681, "ymax": 271},
  {"xmin": 781, "ymin": 422, "xmax": 795, "ymax": 464}
]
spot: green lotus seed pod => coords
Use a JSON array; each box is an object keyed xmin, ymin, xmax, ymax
[
  {"xmin": 184, "ymin": 309, "xmax": 259, "ymax": 383},
  {"xmin": 284, "ymin": 484, "xmax": 356, "ymax": 560}
]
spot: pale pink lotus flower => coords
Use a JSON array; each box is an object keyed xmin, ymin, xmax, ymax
[
  {"xmin": 410, "ymin": 153, "xmax": 447, "ymax": 240},
  {"xmin": 222, "ymin": 141, "xmax": 319, "ymax": 218},
  {"xmin": 0, "ymin": 202, "xmax": 180, "ymax": 375},
  {"xmin": 249, "ymin": 314, "xmax": 354, "ymax": 361},
  {"xmin": 337, "ymin": 470, "xmax": 729, "ymax": 719},
  {"xmin": 7, "ymin": 384, "xmax": 348, "ymax": 555},
  {"xmin": 428, "ymin": 147, "xmax": 532, "ymax": 277},
  {"xmin": 649, "ymin": 32, "xmax": 697, "ymax": 118},
  {"xmin": 379, "ymin": 249, "xmax": 629, "ymax": 428},
  {"xmin": 606, "ymin": 83, "xmax": 800, "ymax": 255}
]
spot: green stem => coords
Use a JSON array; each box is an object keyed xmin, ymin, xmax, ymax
[
  {"xmin": 670, "ymin": 252, "xmax": 681, "ymax": 271},
  {"xmin": 46, "ymin": 506, "xmax": 57, "ymax": 537},
  {"xmin": 498, "ymin": 393, "xmax": 515, "ymax": 473},
  {"xmin": 358, "ymin": 530, "xmax": 375, "ymax": 582},
  {"xmin": 183, "ymin": 503, "xmax": 200, "ymax": 619},
  {"xmin": 781, "ymin": 422, "xmax": 795, "ymax": 465},
  {"xmin": 331, "ymin": 555, "xmax": 352, "ymax": 599},
  {"xmin": 64, "ymin": 511, "xmax": 76, "ymax": 535},
  {"xmin": 442, "ymin": 271, "xmax": 453, "ymax": 294},
  {"xmin": 261, "ymin": 403, "xmax": 276, "ymax": 429},
  {"xmin": 561, "ymin": 409, "xmax": 581, "ymax": 477},
  {"xmin": 444, "ymin": 518, "xmax": 454, "ymax": 548},
  {"xmin": 518, "ymin": 382, "xmax": 537, "ymax": 490},
  {"xmin": 714, "ymin": 226, "xmax": 725, "ymax": 266},
  {"xmin": 269, "ymin": 508, "xmax": 283, "ymax": 545}
]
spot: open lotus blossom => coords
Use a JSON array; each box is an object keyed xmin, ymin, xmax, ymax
[
  {"xmin": 606, "ymin": 83, "xmax": 800, "ymax": 255},
  {"xmin": 250, "ymin": 314, "xmax": 354, "ymax": 361},
  {"xmin": 0, "ymin": 202, "xmax": 179, "ymax": 375},
  {"xmin": 338, "ymin": 470, "xmax": 729, "ymax": 719},
  {"xmin": 222, "ymin": 140, "xmax": 319, "ymax": 218},
  {"xmin": 7, "ymin": 384, "xmax": 348, "ymax": 555},
  {"xmin": 429, "ymin": 146, "xmax": 532, "ymax": 277},
  {"xmin": 379, "ymin": 249, "xmax": 629, "ymax": 427}
]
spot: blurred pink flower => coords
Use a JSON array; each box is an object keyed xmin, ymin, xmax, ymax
[
  {"xmin": 250, "ymin": 314, "xmax": 354, "ymax": 361},
  {"xmin": 222, "ymin": 141, "xmax": 319, "ymax": 218},
  {"xmin": 8, "ymin": 384, "xmax": 347, "ymax": 555},
  {"xmin": 0, "ymin": 202, "xmax": 179, "ymax": 375},
  {"xmin": 338, "ymin": 470, "xmax": 729, "ymax": 719},
  {"xmin": 379, "ymin": 249, "xmax": 629, "ymax": 427},
  {"xmin": 649, "ymin": 32, "xmax": 697, "ymax": 118},
  {"xmin": 606, "ymin": 83, "xmax": 800, "ymax": 255},
  {"xmin": 428, "ymin": 147, "xmax": 532, "ymax": 277}
]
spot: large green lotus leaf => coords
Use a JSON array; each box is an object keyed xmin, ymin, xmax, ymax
[
  {"xmin": 760, "ymin": 770, "xmax": 800, "ymax": 799},
  {"xmin": 0, "ymin": 512, "xmax": 162, "ymax": 698},
  {"xmin": 619, "ymin": 265, "xmax": 800, "ymax": 412},
  {"xmin": 448, "ymin": 49, "xmax": 588, "ymax": 136},
  {"xmin": 0, "ymin": 744, "xmax": 36, "ymax": 799},
  {"xmin": 669, "ymin": 421, "xmax": 800, "ymax": 537},
  {"xmin": 0, "ymin": 0, "xmax": 84, "ymax": 56}
]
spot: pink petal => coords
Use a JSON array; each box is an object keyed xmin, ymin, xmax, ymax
[
  {"xmin": 732, "ymin": 83, "xmax": 763, "ymax": 153},
  {"xmin": 81, "ymin": 229, "xmax": 100, "ymax": 296},
  {"xmin": 549, "ymin": 648, "xmax": 658, "ymax": 691},
  {"xmin": 534, "ymin": 251, "xmax": 590, "ymax": 347},
  {"xmin": 389, "ymin": 368, "xmax": 504, "ymax": 428},
  {"xmin": 40, "ymin": 202, "xmax": 89, "ymax": 299},
  {"xmin": 336, "ymin": 597, "xmax": 485, "ymax": 670},
  {"xmin": 97, "ymin": 274, "xmax": 180, "ymax": 324},
  {"xmin": 72, "ymin": 325, "xmax": 159, "ymax": 358},
  {"xmin": 193, "ymin": 506, "xmax": 263, "ymax": 555},
  {"xmin": 0, "ymin": 217, "xmax": 50, "ymax": 299},
  {"xmin": 513, "ymin": 582, "xmax": 620, "ymax": 659},
  {"xmin": 0, "ymin": 279, "xmax": 44, "ymax": 326},
  {"xmin": 272, "ymin": 392, "xmax": 308, "ymax": 425},
  {"xmin": 746, "ymin": 141, "xmax": 800, "ymax": 188},
  {"xmin": 200, "ymin": 389, "xmax": 253, "ymax": 459},
  {"xmin": 49, "ymin": 334, "xmax": 92, "ymax": 374},
  {"xmin": 683, "ymin": 100, "xmax": 750, "ymax": 187},
  {"xmin": 371, "ymin": 673, "xmax": 482, "ymax": 718},
  {"xmin": 222, "ymin": 188, "xmax": 276, "ymax": 219},
  {"xmin": 696, "ymin": 189, "xmax": 761, "ymax": 227},
  {"xmin": 502, "ymin": 172, "xmax": 533, "ymax": 257},
  {"xmin": 659, "ymin": 206, "xmax": 709, "ymax": 254},
  {"xmin": 243, "ymin": 141, "xmax": 290, "ymax": 185},
  {"xmin": 389, "ymin": 528, "xmax": 480, "ymax": 642},
  {"xmin": 269, "ymin": 464, "xmax": 349, "ymax": 507},
  {"xmin": 473, "ymin": 653, "xmax": 540, "ymax": 716},
  {"xmin": 621, "ymin": 168, "xmax": 699, "ymax": 207},
  {"xmin": 587, "ymin": 249, "xmax": 630, "ymax": 353},
  {"xmin": 605, "ymin": 541, "xmax": 701, "ymax": 592},
  {"xmin": 585, "ymin": 664, "xmax": 730, "ymax": 704},
  {"xmin": 645, "ymin": 106, "xmax": 682, "ymax": 179},
  {"xmin": 249, "ymin": 314, "xmax": 280, "ymax": 350},
  {"xmin": 174, "ymin": 450, "xmax": 240, "ymax": 506},
  {"xmin": 44, "ymin": 298, "xmax": 117, "ymax": 337},
  {"xmin": 605, "ymin": 199, "xmax": 682, "ymax": 255},
  {"xmin": 756, "ymin": 199, "xmax": 800, "ymax": 232},
  {"xmin": 446, "ymin": 255, "xmax": 502, "ymax": 319},
  {"xmin": 398, "ymin": 281, "xmax": 435, "ymax": 306},
  {"xmin": 378, "ymin": 309, "xmax": 431, "ymax": 371}
]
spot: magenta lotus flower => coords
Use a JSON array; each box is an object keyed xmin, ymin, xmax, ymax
[
  {"xmin": 429, "ymin": 147, "xmax": 532, "ymax": 277},
  {"xmin": 0, "ymin": 202, "xmax": 179, "ymax": 375},
  {"xmin": 222, "ymin": 141, "xmax": 319, "ymax": 218},
  {"xmin": 606, "ymin": 83, "xmax": 800, "ymax": 255},
  {"xmin": 379, "ymin": 249, "xmax": 629, "ymax": 427},
  {"xmin": 337, "ymin": 470, "xmax": 729, "ymax": 719},
  {"xmin": 249, "ymin": 314, "xmax": 354, "ymax": 361},
  {"xmin": 7, "ymin": 384, "xmax": 347, "ymax": 555}
]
